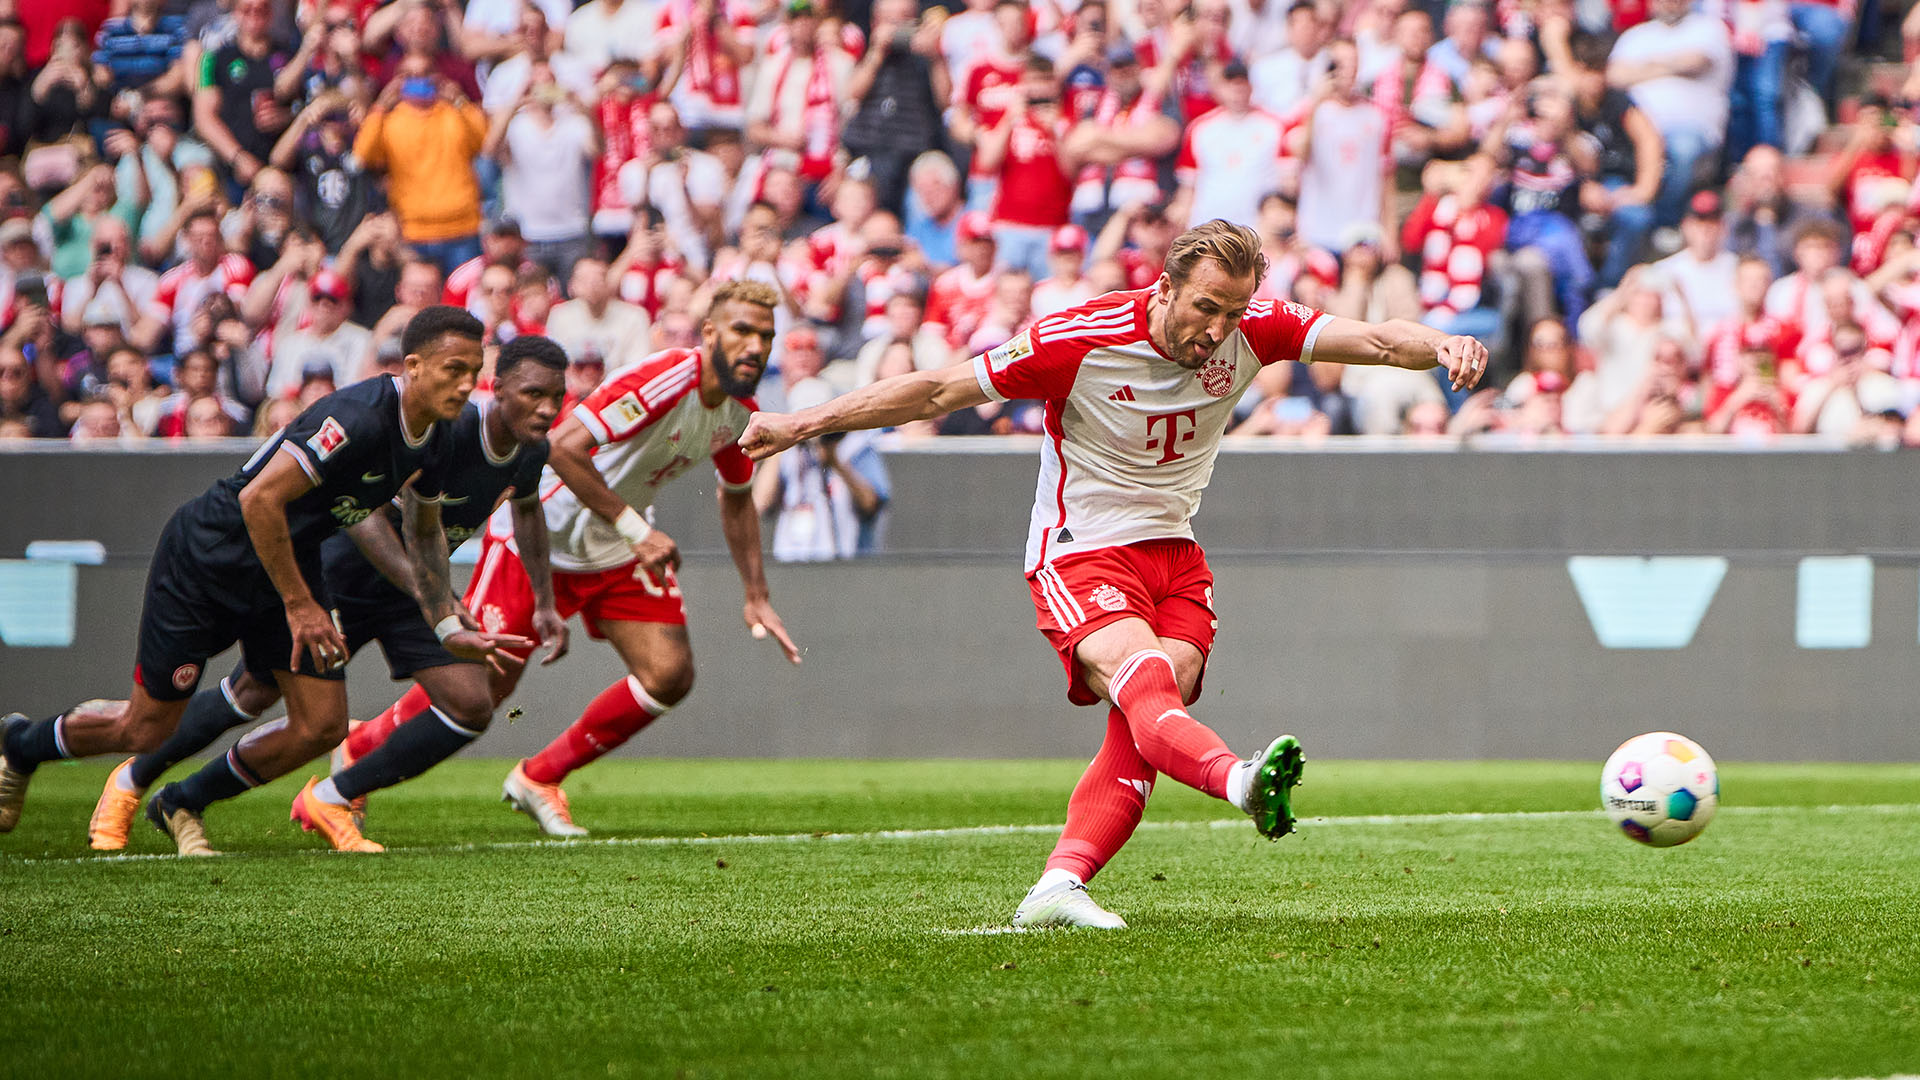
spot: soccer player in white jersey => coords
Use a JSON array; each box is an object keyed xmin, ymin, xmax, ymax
[
  {"xmin": 740, "ymin": 220, "xmax": 1488, "ymax": 929},
  {"xmin": 348, "ymin": 280, "xmax": 803, "ymax": 836}
]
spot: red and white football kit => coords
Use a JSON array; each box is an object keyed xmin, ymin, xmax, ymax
[
  {"xmin": 467, "ymin": 347, "xmax": 756, "ymax": 644},
  {"xmin": 926, "ymin": 262, "xmax": 999, "ymax": 348},
  {"xmin": 969, "ymin": 288, "xmax": 1329, "ymax": 701},
  {"xmin": 968, "ymin": 287, "xmax": 1330, "ymax": 886},
  {"xmin": 147, "ymin": 254, "xmax": 254, "ymax": 355}
]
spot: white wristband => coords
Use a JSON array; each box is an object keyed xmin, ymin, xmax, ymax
[
  {"xmin": 433, "ymin": 615, "xmax": 465, "ymax": 642},
  {"xmin": 614, "ymin": 506, "xmax": 652, "ymax": 545}
]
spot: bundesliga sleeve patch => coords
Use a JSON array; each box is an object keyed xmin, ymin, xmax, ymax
[
  {"xmin": 603, "ymin": 392, "xmax": 648, "ymax": 437},
  {"xmin": 306, "ymin": 416, "xmax": 350, "ymax": 461},
  {"xmin": 986, "ymin": 331, "xmax": 1034, "ymax": 373}
]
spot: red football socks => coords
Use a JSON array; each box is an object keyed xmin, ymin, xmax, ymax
[
  {"xmin": 349, "ymin": 683, "xmax": 428, "ymax": 758},
  {"xmin": 1045, "ymin": 706, "xmax": 1158, "ymax": 882},
  {"xmin": 1106, "ymin": 649, "xmax": 1235, "ymax": 799},
  {"xmin": 522, "ymin": 676, "xmax": 672, "ymax": 784}
]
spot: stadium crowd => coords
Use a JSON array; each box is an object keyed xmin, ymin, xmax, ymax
[{"xmin": 0, "ymin": 0, "xmax": 1914, "ymax": 453}]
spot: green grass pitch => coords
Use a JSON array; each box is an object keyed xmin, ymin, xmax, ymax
[{"xmin": 3, "ymin": 758, "xmax": 1919, "ymax": 1079}]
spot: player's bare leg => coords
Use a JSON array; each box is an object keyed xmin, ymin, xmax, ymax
[
  {"xmin": 505, "ymin": 619, "xmax": 690, "ymax": 837},
  {"xmin": 296, "ymin": 661, "xmax": 495, "ymax": 849},
  {"xmin": 90, "ymin": 671, "xmax": 275, "ymax": 849},
  {"xmin": 147, "ymin": 674, "xmax": 376, "ymax": 854},
  {"xmin": 1013, "ymin": 618, "xmax": 1303, "ymax": 929},
  {"xmin": 1, "ymin": 690, "xmax": 187, "ymax": 833}
]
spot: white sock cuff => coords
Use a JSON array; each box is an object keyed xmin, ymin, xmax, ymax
[
  {"xmin": 219, "ymin": 677, "xmax": 261, "ymax": 721},
  {"xmin": 1108, "ymin": 649, "xmax": 1174, "ymax": 701},
  {"xmin": 623, "ymin": 675, "xmax": 673, "ymax": 717},
  {"xmin": 1033, "ymin": 867, "xmax": 1083, "ymax": 894},
  {"xmin": 430, "ymin": 705, "xmax": 485, "ymax": 739}
]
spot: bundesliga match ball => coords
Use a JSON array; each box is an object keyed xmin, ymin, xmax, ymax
[{"xmin": 1600, "ymin": 732, "xmax": 1718, "ymax": 847}]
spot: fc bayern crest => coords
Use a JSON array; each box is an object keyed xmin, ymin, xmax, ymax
[
  {"xmin": 1198, "ymin": 355, "xmax": 1235, "ymax": 398},
  {"xmin": 1089, "ymin": 583, "xmax": 1127, "ymax": 612}
]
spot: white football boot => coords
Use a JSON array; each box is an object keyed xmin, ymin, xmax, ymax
[
  {"xmin": 1011, "ymin": 879, "xmax": 1129, "ymax": 930},
  {"xmin": 502, "ymin": 762, "xmax": 589, "ymax": 837}
]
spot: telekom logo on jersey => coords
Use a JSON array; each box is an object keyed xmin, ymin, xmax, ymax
[{"xmin": 1145, "ymin": 410, "xmax": 1198, "ymax": 465}]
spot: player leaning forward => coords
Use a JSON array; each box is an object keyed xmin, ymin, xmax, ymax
[
  {"xmin": 741, "ymin": 220, "xmax": 1488, "ymax": 928},
  {"xmin": 0, "ymin": 307, "xmax": 527, "ymax": 851}
]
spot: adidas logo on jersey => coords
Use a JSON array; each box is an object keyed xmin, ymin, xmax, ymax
[{"xmin": 1107, "ymin": 385, "xmax": 1137, "ymax": 402}]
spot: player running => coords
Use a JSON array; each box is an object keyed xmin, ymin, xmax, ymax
[
  {"xmin": 739, "ymin": 220, "xmax": 1488, "ymax": 929},
  {"xmin": 83, "ymin": 335, "xmax": 572, "ymax": 854},
  {"xmin": 0, "ymin": 306, "xmax": 526, "ymax": 854},
  {"xmin": 350, "ymin": 279, "xmax": 801, "ymax": 837}
]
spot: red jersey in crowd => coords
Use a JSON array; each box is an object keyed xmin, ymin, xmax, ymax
[
  {"xmin": 992, "ymin": 112, "xmax": 1073, "ymax": 228},
  {"xmin": 1402, "ymin": 192, "xmax": 1508, "ymax": 318},
  {"xmin": 963, "ymin": 57, "xmax": 1024, "ymax": 177},
  {"xmin": 148, "ymin": 254, "xmax": 254, "ymax": 354},
  {"xmin": 926, "ymin": 263, "xmax": 998, "ymax": 348}
]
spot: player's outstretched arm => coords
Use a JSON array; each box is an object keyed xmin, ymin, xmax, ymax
[
  {"xmin": 547, "ymin": 416, "xmax": 682, "ymax": 574},
  {"xmin": 738, "ymin": 360, "xmax": 991, "ymax": 460},
  {"xmin": 510, "ymin": 494, "xmax": 569, "ymax": 665},
  {"xmin": 718, "ymin": 486, "xmax": 801, "ymax": 664},
  {"xmin": 1309, "ymin": 316, "xmax": 1489, "ymax": 392},
  {"xmin": 239, "ymin": 450, "xmax": 348, "ymax": 674}
]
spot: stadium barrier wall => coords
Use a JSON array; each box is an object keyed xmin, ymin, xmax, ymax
[{"xmin": 4, "ymin": 439, "xmax": 1918, "ymax": 762}]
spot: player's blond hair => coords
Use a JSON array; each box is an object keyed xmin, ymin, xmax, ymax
[
  {"xmin": 707, "ymin": 279, "xmax": 781, "ymax": 316},
  {"xmin": 1164, "ymin": 219, "xmax": 1268, "ymax": 291}
]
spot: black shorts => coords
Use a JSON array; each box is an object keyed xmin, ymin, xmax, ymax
[
  {"xmin": 135, "ymin": 510, "xmax": 343, "ymax": 701},
  {"xmin": 318, "ymin": 532, "xmax": 469, "ymax": 681}
]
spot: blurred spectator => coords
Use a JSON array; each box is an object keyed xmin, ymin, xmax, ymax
[
  {"xmin": 0, "ymin": 340, "xmax": 59, "ymax": 436},
  {"xmin": 965, "ymin": 268, "xmax": 1035, "ymax": 356},
  {"xmin": 1723, "ymin": 0, "xmax": 1790, "ymax": 165},
  {"xmin": 842, "ymin": 0, "xmax": 947, "ymax": 216},
  {"xmin": 1700, "ymin": 254, "xmax": 1789, "ymax": 408},
  {"xmin": 1403, "ymin": 154, "xmax": 1506, "ymax": 341},
  {"xmin": 588, "ymin": 54, "xmax": 684, "ymax": 250},
  {"xmin": 0, "ymin": 23, "xmax": 32, "ymax": 159},
  {"xmin": 354, "ymin": 61, "xmax": 486, "ymax": 273},
  {"xmin": 1156, "ymin": 0, "xmax": 1240, "ymax": 124},
  {"xmin": 226, "ymin": 168, "xmax": 299, "ymax": 279},
  {"xmin": 1824, "ymin": 97, "xmax": 1917, "ymax": 275},
  {"xmin": 1792, "ymin": 325, "xmax": 1901, "ymax": 435},
  {"xmin": 190, "ymin": 291, "xmax": 269, "ymax": 409},
  {"xmin": 1703, "ymin": 341, "xmax": 1790, "ymax": 436},
  {"xmin": 27, "ymin": 19, "xmax": 98, "ymax": 148},
  {"xmin": 135, "ymin": 206, "xmax": 253, "ymax": 355},
  {"xmin": 100, "ymin": 343, "xmax": 166, "ymax": 435},
  {"xmin": 1487, "ymin": 78, "xmax": 1592, "ymax": 327},
  {"xmin": 1599, "ymin": 333, "xmax": 1697, "ymax": 435},
  {"xmin": 1296, "ymin": 42, "xmax": 1392, "ymax": 256},
  {"xmin": 481, "ymin": 7, "xmax": 594, "ymax": 113},
  {"xmin": 1764, "ymin": 219, "xmax": 1899, "ymax": 351},
  {"xmin": 1787, "ymin": 0, "xmax": 1847, "ymax": 110},
  {"xmin": 44, "ymin": 161, "xmax": 146, "ymax": 281},
  {"xmin": 903, "ymin": 151, "xmax": 964, "ymax": 268},
  {"xmin": 979, "ymin": 55, "xmax": 1075, "ymax": 278},
  {"xmin": 265, "ymin": 266, "xmax": 368, "ymax": 395},
  {"xmin": 1062, "ymin": 44, "xmax": 1179, "ymax": 231},
  {"xmin": 618, "ymin": 101, "xmax": 722, "ymax": 271},
  {"xmin": 546, "ymin": 256, "xmax": 649, "ymax": 369},
  {"xmin": 1031, "ymin": 224, "xmax": 1096, "ymax": 316},
  {"xmin": 925, "ymin": 210, "xmax": 998, "ymax": 350},
  {"xmin": 562, "ymin": 0, "xmax": 657, "ymax": 76},
  {"xmin": 848, "ymin": 289, "xmax": 951, "ymax": 388},
  {"xmin": 1503, "ymin": 317, "xmax": 1603, "ymax": 434},
  {"xmin": 755, "ymin": 377, "xmax": 890, "ymax": 561},
  {"xmin": 1606, "ymin": 0, "xmax": 1734, "ymax": 228},
  {"xmin": 361, "ymin": 252, "xmax": 441, "ymax": 366},
  {"xmin": 193, "ymin": 0, "xmax": 291, "ymax": 188},
  {"xmin": 272, "ymin": 90, "xmax": 378, "ymax": 253},
  {"xmin": 1249, "ymin": 1, "xmax": 1327, "ymax": 117},
  {"xmin": 1425, "ymin": 0, "xmax": 1495, "ymax": 88},
  {"xmin": 92, "ymin": 0, "xmax": 187, "ymax": 98},
  {"xmin": 486, "ymin": 72, "xmax": 597, "ymax": 280},
  {"xmin": 1724, "ymin": 145, "xmax": 1830, "ymax": 275},
  {"xmin": 240, "ymin": 222, "xmax": 323, "ymax": 337},
  {"xmin": 1177, "ymin": 59, "xmax": 1286, "ymax": 232},
  {"xmin": 1651, "ymin": 190, "xmax": 1737, "ymax": 332},
  {"xmin": 445, "ymin": 219, "xmax": 527, "ymax": 315},
  {"xmin": 59, "ymin": 216, "xmax": 154, "ymax": 337},
  {"xmin": 745, "ymin": 0, "xmax": 856, "ymax": 191},
  {"xmin": 153, "ymin": 345, "xmax": 247, "ymax": 437},
  {"xmin": 1580, "ymin": 265, "xmax": 1694, "ymax": 415},
  {"xmin": 511, "ymin": 265, "xmax": 556, "ymax": 336},
  {"xmin": 657, "ymin": 0, "xmax": 752, "ymax": 135},
  {"xmin": 1569, "ymin": 33, "xmax": 1661, "ymax": 289},
  {"xmin": 951, "ymin": 0, "xmax": 1031, "ymax": 214}
]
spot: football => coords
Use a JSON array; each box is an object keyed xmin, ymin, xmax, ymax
[{"xmin": 1600, "ymin": 732, "xmax": 1719, "ymax": 847}]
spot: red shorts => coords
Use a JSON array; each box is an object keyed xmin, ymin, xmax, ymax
[
  {"xmin": 1027, "ymin": 538, "xmax": 1218, "ymax": 706},
  {"xmin": 466, "ymin": 536, "xmax": 687, "ymax": 648}
]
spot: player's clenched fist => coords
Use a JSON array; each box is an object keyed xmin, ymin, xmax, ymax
[
  {"xmin": 739, "ymin": 412, "xmax": 803, "ymax": 461},
  {"xmin": 1437, "ymin": 335, "xmax": 1489, "ymax": 392}
]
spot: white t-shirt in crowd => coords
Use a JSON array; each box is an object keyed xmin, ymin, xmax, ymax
[
  {"xmin": 502, "ymin": 110, "xmax": 596, "ymax": 242},
  {"xmin": 1296, "ymin": 98, "xmax": 1390, "ymax": 252},
  {"xmin": 1608, "ymin": 14, "xmax": 1734, "ymax": 141},
  {"xmin": 563, "ymin": 0, "xmax": 661, "ymax": 71},
  {"xmin": 545, "ymin": 297, "xmax": 651, "ymax": 368},
  {"xmin": 267, "ymin": 322, "xmax": 373, "ymax": 397},
  {"xmin": 1248, "ymin": 47, "xmax": 1328, "ymax": 118},
  {"xmin": 617, "ymin": 149, "xmax": 728, "ymax": 271},
  {"xmin": 1652, "ymin": 249, "xmax": 1739, "ymax": 330},
  {"xmin": 1178, "ymin": 107, "xmax": 1288, "ymax": 229},
  {"xmin": 481, "ymin": 51, "xmax": 598, "ymax": 113},
  {"xmin": 62, "ymin": 267, "xmax": 159, "ymax": 336}
]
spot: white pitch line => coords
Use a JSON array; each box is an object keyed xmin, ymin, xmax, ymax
[{"xmin": 13, "ymin": 803, "xmax": 1920, "ymax": 866}]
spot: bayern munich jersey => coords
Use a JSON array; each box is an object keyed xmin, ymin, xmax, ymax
[
  {"xmin": 523, "ymin": 348, "xmax": 756, "ymax": 573},
  {"xmin": 970, "ymin": 288, "xmax": 1329, "ymax": 572}
]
